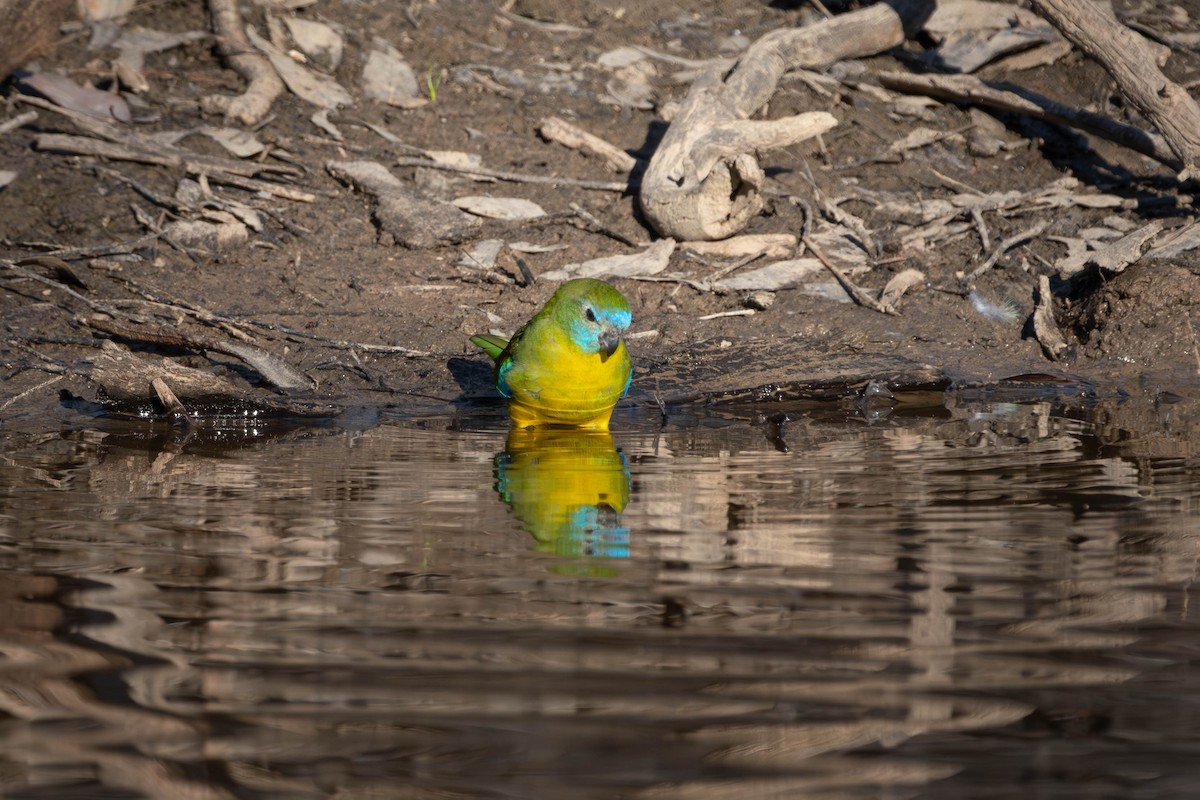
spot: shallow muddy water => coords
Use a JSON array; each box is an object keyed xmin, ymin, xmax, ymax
[{"xmin": 2, "ymin": 385, "xmax": 1199, "ymax": 799}]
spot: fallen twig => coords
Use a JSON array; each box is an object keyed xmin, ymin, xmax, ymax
[
  {"xmin": 803, "ymin": 234, "xmax": 894, "ymax": 315},
  {"xmin": 2, "ymin": 259, "xmax": 127, "ymax": 317},
  {"xmin": 517, "ymin": 205, "xmax": 644, "ymax": 248},
  {"xmin": 189, "ymin": 169, "xmax": 318, "ymax": 203},
  {"xmin": 539, "ymin": 116, "xmax": 637, "ymax": 173},
  {"xmin": 698, "ymin": 309, "xmax": 755, "ymax": 320},
  {"xmin": 879, "ymin": 71, "xmax": 1182, "ymax": 172},
  {"xmin": 21, "ymin": 95, "xmax": 302, "ymax": 180},
  {"xmin": 393, "ymin": 156, "xmax": 631, "ymax": 192},
  {"xmin": 238, "ymin": 320, "xmax": 432, "ymax": 357},
  {"xmin": 0, "ymin": 110, "xmax": 38, "ymax": 136},
  {"xmin": 0, "ymin": 373, "xmax": 66, "ymax": 413},
  {"xmin": 964, "ymin": 220, "xmax": 1051, "ymax": 283},
  {"xmin": 23, "ymin": 234, "xmax": 163, "ymax": 261},
  {"xmin": 151, "ymin": 376, "xmax": 194, "ymax": 424}
]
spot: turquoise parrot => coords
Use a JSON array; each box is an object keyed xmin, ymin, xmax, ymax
[{"xmin": 471, "ymin": 278, "xmax": 633, "ymax": 430}]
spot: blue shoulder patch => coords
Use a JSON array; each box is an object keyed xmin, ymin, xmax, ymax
[{"xmin": 496, "ymin": 358, "xmax": 514, "ymax": 398}]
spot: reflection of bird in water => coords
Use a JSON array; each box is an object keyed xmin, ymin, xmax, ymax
[
  {"xmin": 495, "ymin": 427, "xmax": 630, "ymax": 561},
  {"xmin": 470, "ymin": 278, "xmax": 632, "ymax": 430}
]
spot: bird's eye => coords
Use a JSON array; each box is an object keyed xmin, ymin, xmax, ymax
[{"xmin": 585, "ymin": 306, "xmax": 597, "ymax": 323}]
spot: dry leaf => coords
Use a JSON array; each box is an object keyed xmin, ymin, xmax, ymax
[
  {"xmin": 458, "ymin": 239, "xmax": 503, "ymax": 270},
  {"xmin": 17, "ymin": 72, "xmax": 131, "ymax": 123},
  {"xmin": 201, "ymin": 127, "xmax": 265, "ymax": 158},
  {"xmin": 247, "ymin": 24, "xmax": 352, "ymax": 109},
  {"xmin": 544, "ymin": 239, "xmax": 675, "ymax": 280},
  {"xmin": 283, "ymin": 17, "xmax": 343, "ymax": 70},
  {"xmin": 877, "ymin": 268, "xmax": 926, "ymax": 313},
  {"xmin": 362, "ymin": 43, "xmax": 425, "ymax": 108}
]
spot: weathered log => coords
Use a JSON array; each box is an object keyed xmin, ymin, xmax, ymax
[{"xmin": 1030, "ymin": 0, "xmax": 1200, "ymax": 180}]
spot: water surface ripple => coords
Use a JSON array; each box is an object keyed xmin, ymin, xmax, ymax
[{"xmin": 1, "ymin": 394, "xmax": 1198, "ymax": 798}]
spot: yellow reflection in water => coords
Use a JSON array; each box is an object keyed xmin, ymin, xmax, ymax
[{"xmin": 495, "ymin": 427, "xmax": 631, "ymax": 562}]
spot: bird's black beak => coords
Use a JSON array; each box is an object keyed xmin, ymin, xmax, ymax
[{"xmin": 598, "ymin": 328, "xmax": 621, "ymax": 359}]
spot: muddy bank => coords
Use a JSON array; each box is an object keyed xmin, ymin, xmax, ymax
[{"xmin": 2, "ymin": 0, "xmax": 1199, "ymax": 439}]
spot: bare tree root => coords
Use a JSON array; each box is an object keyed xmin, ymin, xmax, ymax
[
  {"xmin": 202, "ymin": 0, "xmax": 283, "ymax": 126},
  {"xmin": 639, "ymin": 3, "xmax": 917, "ymax": 241}
]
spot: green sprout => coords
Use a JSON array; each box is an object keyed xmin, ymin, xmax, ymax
[{"xmin": 425, "ymin": 67, "xmax": 442, "ymax": 102}]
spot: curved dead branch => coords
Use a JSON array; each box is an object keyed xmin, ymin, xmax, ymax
[
  {"xmin": 201, "ymin": 0, "xmax": 283, "ymax": 126},
  {"xmin": 639, "ymin": 3, "xmax": 916, "ymax": 241}
]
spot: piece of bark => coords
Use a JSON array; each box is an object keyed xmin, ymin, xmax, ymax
[
  {"xmin": 1032, "ymin": 274, "xmax": 1068, "ymax": 360},
  {"xmin": 1057, "ymin": 219, "xmax": 1165, "ymax": 277},
  {"xmin": 1030, "ymin": 0, "xmax": 1200, "ymax": 179},
  {"xmin": 639, "ymin": 3, "xmax": 926, "ymax": 241},
  {"xmin": 930, "ymin": 25, "xmax": 1059, "ymax": 74},
  {"xmin": 327, "ymin": 160, "xmax": 481, "ymax": 249},
  {"xmin": 923, "ymin": 0, "xmax": 1043, "ymax": 33},
  {"xmin": 452, "ymin": 196, "xmax": 546, "ymax": 220},
  {"xmin": 715, "ymin": 258, "xmax": 824, "ymax": 291},
  {"xmin": 879, "ymin": 71, "xmax": 1181, "ymax": 171},
  {"xmin": 1146, "ymin": 221, "xmax": 1200, "ymax": 260},
  {"xmin": 202, "ymin": 0, "xmax": 285, "ymax": 125},
  {"xmin": 151, "ymin": 376, "xmax": 192, "ymax": 421}
]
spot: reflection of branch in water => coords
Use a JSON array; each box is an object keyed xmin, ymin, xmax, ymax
[
  {"xmin": 495, "ymin": 427, "xmax": 631, "ymax": 564},
  {"xmin": 0, "ymin": 574, "xmax": 222, "ymax": 799}
]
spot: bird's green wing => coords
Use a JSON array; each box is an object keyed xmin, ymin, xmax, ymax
[{"xmin": 469, "ymin": 333, "xmax": 509, "ymax": 361}]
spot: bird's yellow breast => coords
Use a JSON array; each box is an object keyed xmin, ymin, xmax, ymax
[{"xmin": 504, "ymin": 330, "xmax": 630, "ymax": 429}]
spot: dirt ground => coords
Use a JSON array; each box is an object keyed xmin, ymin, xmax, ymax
[{"xmin": 2, "ymin": 0, "xmax": 1200, "ymax": 435}]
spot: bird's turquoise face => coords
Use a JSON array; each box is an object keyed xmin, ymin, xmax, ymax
[{"xmin": 567, "ymin": 297, "xmax": 631, "ymax": 358}]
